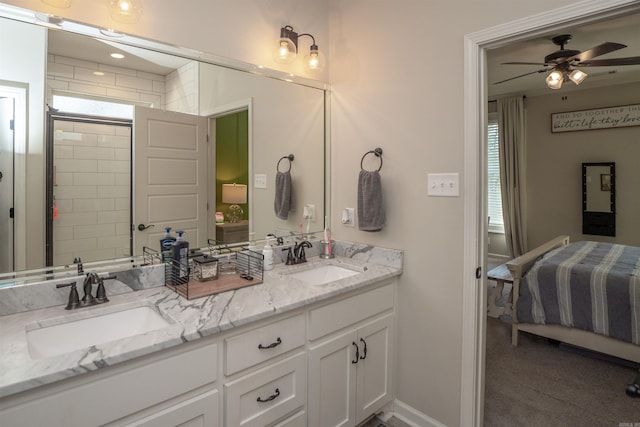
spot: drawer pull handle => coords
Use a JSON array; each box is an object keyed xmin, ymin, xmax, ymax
[
  {"xmin": 352, "ymin": 341, "xmax": 359, "ymax": 364},
  {"xmin": 257, "ymin": 388, "xmax": 280, "ymax": 403},
  {"xmin": 258, "ymin": 337, "xmax": 282, "ymax": 350},
  {"xmin": 359, "ymin": 338, "xmax": 368, "ymax": 360}
]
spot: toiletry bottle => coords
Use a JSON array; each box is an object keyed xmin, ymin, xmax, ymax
[
  {"xmin": 160, "ymin": 227, "xmax": 176, "ymax": 263},
  {"xmin": 263, "ymin": 237, "xmax": 274, "ymax": 271},
  {"xmin": 172, "ymin": 231, "xmax": 189, "ymax": 284}
]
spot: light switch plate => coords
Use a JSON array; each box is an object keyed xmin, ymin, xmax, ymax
[
  {"xmin": 428, "ymin": 173, "xmax": 460, "ymax": 197},
  {"xmin": 254, "ymin": 174, "xmax": 267, "ymax": 189}
]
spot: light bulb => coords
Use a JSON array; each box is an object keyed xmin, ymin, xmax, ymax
[
  {"xmin": 108, "ymin": 0, "xmax": 142, "ymax": 24},
  {"xmin": 304, "ymin": 45, "xmax": 325, "ymax": 73},
  {"xmin": 569, "ymin": 69, "xmax": 587, "ymax": 85},
  {"xmin": 273, "ymin": 38, "xmax": 297, "ymax": 64},
  {"xmin": 546, "ymin": 70, "xmax": 564, "ymax": 89}
]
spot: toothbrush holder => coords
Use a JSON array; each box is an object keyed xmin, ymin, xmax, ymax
[{"xmin": 319, "ymin": 241, "xmax": 335, "ymax": 259}]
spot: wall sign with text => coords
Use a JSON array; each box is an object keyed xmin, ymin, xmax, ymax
[{"xmin": 551, "ymin": 104, "xmax": 640, "ymax": 133}]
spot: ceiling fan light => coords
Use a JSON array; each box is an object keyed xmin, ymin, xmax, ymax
[
  {"xmin": 569, "ymin": 69, "xmax": 588, "ymax": 85},
  {"xmin": 546, "ymin": 70, "xmax": 564, "ymax": 89}
]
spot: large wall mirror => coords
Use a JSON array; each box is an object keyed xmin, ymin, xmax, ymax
[
  {"xmin": 582, "ymin": 162, "xmax": 615, "ymax": 237},
  {"xmin": 0, "ymin": 4, "xmax": 327, "ymax": 280}
]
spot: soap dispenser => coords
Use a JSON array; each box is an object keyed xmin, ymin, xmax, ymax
[
  {"xmin": 160, "ymin": 227, "xmax": 175, "ymax": 263},
  {"xmin": 263, "ymin": 237, "xmax": 274, "ymax": 271},
  {"xmin": 172, "ymin": 231, "xmax": 189, "ymax": 284}
]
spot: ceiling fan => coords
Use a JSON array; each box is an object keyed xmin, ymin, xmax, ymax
[{"xmin": 494, "ymin": 34, "xmax": 640, "ymax": 89}]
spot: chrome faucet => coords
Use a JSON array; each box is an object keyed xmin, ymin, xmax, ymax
[{"xmin": 57, "ymin": 273, "xmax": 116, "ymax": 310}]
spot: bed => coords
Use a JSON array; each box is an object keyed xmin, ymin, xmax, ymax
[{"xmin": 506, "ymin": 235, "xmax": 640, "ymax": 363}]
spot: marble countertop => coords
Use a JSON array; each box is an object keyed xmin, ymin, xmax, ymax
[{"xmin": 0, "ymin": 254, "xmax": 401, "ymax": 399}]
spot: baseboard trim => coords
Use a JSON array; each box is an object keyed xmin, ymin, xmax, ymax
[{"xmin": 391, "ymin": 399, "xmax": 447, "ymax": 427}]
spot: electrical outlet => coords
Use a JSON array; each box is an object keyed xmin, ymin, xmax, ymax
[
  {"xmin": 342, "ymin": 208, "xmax": 354, "ymax": 227},
  {"xmin": 303, "ymin": 204, "xmax": 315, "ymax": 221},
  {"xmin": 254, "ymin": 174, "xmax": 267, "ymax": 189}
]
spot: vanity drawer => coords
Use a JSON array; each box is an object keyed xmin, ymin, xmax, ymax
[
  {"xmin": 224, "ymin": 352, "xmax": 306, "ymax": 427},
  {"xmin": 308, "ymin": 282, "xmax": 394, "ymax": 340},
  {"xmin": 224, "ymin": 313, "xmax": 305, "ymax": 375}
]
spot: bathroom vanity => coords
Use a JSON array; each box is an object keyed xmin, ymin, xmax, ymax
[{"xmin": 0, "ymin": 243, "xmax": 402, "ymax": 427}]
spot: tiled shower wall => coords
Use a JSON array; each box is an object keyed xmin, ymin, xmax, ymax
[
  {"xmin": 47, "ymin": 54, "xmax": 166, "ymax": 108},
  {"xmin": 52, "ymin": 121, "xmax": 131, "ymax": 265},
  {"xmin": 165, "ymin": 61, "xmax": 199, "ymax": 114}
]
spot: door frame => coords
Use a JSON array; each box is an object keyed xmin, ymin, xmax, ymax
[
  {"xmin": 45, "ymin": 112, "xmax": 133, "ymax": 266},
  {"xmin": 460, "ymin": 0, "xmax": 640, "ymax": 425},
  {"xmin": 0, "ymin": 82, "xmax": 27, "ymax": 271},
  {"xmin": 202, "ymin": 98, "xmax": 254, "ymax": 239}
]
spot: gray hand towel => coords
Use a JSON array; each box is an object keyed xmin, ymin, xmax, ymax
[
  {"xmin": 274, "ymin": 171, "xmax": 293, "ymax": 220},
  {"xmin": 357, "ymin": 170, "xmax": 385, "ymax": 231}
]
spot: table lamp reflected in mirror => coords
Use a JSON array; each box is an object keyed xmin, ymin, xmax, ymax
[{"xmin": 222, "ymin": 183, "xmax": 247, "ymax": 223}]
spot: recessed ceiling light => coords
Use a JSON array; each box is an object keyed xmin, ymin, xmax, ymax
[
  {"xmin": 110, "ymin": 53, "xmax": 125, "ymax": 59},
  {"xmin": 93, "ymin": 71, "xmax": 105, "ymax": 76}
]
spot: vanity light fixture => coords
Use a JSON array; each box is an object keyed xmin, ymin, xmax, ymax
[
  {"xmin": 273, "ymin": 25, "xmax": 325, "ymax": 73},
  {"xmin": 41, "ymin": 0, "xmax": 71, "ymax": 8},
  {"xmin": 108, "ymin": 0, "xmax": 142, "ymax": 24}
]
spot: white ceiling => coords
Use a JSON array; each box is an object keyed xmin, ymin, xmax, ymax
[
  {"xmin": 48, "ymin": 28, "xmax": 191, "ymax": 76},
  {"xmin": 487, "ymin": 11, "xmax": 640, "ymax": 98}
]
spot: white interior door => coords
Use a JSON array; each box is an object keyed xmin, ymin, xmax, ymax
[
  {"xmin": 0, "ymin": 96, "xmax": 15, "ymax": 273},
  {"xmin": 134, "ymin": 107, "xmax": 208, "ymax": 256}
]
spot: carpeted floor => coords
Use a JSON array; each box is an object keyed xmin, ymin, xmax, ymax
[{"xmin": 484, "ymin": 316, "xmax": 640, "ymax": 426}]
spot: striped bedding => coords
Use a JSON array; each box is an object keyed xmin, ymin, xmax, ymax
[{"xmin": 516, "ymin": 241, "xmax": 640, "ymax": 345}]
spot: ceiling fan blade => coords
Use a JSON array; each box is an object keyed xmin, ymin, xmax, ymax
[
  {"xmin": 502, "ymin": 61, "xmax": 549, "ymax": 66},
  {"xmin": 493, "ymin": 69, "xmax": 548, "ymax": 85},
  {"xmin": 578, "ymin": 56, "xmax": 640, "ymax": 66},
  {"xmin": 568, "ymin": 42, "xmax": 626, "ymax": 62}
]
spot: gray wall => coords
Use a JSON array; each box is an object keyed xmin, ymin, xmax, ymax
[{"xmin": 526, "ymin": 82, "xmax": 640, "ymax": 249}]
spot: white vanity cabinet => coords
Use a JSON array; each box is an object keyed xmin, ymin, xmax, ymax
[
  {"xmin": 0, "ymin": 276, "xmax": 397, "ymax": 427},
  {"xmin": 307, "ymin": 283, "xmax": 395, "ymax": 427},
  {"xmin": 0, "ymin": 341, "xmax": 220, "ymax": 427}
]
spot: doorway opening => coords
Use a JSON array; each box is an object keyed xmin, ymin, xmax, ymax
[
  {"xmin": 462, "ymin": 1, "xmax": 640, "ymax": 425},
  {"xmin": 0, "ymin": 82, "xmax": 27, "ymax": 273}
]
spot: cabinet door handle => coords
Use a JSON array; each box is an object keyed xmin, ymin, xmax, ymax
[
  {"xmin": 258, "ymin": 337, "xmax": 282, "ymax": 350},
  {"xmin": 359, "ymin": 338, "xmax": 368, "ymax": 360},
  {"xmin": 257, "ymin": 388, "xmax": 280, "ymax": 403},
  {"xmin": 352, "ymin": 341, "xmax": 359, "ymax": 364}
]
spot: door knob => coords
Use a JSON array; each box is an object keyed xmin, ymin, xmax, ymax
[{"xmin": 137, "ymin": 223, "xmax": 155, "ymax": 231}]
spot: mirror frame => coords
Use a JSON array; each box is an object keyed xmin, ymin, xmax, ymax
[{"xmin": 582, "ymin": 162, "xmax": 615, "ymax": 237}]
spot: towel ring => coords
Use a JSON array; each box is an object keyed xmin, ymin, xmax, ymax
[
  {"xmin": 360, "ymin": 148, "xmax": 383, "ymax": 172},
  {"xmin": 277, "ymin": 154, "xmax": 294, "ymax": 173}
]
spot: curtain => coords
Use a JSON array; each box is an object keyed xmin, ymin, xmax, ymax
[{"xmin": 497, "ymin": 96, "xmax": 527, "ymax": 257}]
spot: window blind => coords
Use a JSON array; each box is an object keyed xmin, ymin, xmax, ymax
[{"xmin": 487, "ymin": 120, "xmax": 504, "ymax": 232}]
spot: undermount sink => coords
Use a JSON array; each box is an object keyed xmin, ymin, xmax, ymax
[
  {"xmin": 286, "ymin": 264, "xmax": 361, "ymax": 285},
  {"xmin": 26, "ymin": 303, "xmax": 172, "ymax": 359}
]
